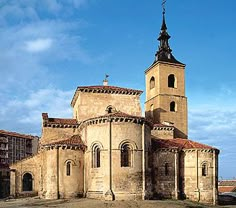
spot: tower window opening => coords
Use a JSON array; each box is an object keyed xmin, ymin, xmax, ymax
[
  {"xmin": 66, "ymin": 161, "xmax": 71, "ymax": 176},
  {"xmin": 150, "ymin": 76, "xmax": 155, "ymax": 89},
  {"xmin": 170, "ymin": 101, "xmax": 176, "ymax": 112},
  {"xmin": 168, "ymin": 74, "xmax": 176, "ymax": 88},
  {"xmin": 121, "ymin": 143, "xmax": 132, "ymax": 167},
  {"xmin": 92, "ymin": 145, "xmax": 101, "ymax": 168},
  {"xmin": 202, "ymin": 163, "xmax": 208, "ymax": 176},
  {"xmin": 165, "ymin": 163, "xmax": 169, "ymax": 176}
]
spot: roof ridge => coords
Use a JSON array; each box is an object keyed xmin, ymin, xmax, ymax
[
  {"xmin": 43, "ymin": 135, "xmax": 86, "ymax": 147},
  {"xmin": 83, "ymin": 110, "xmax": 145, "ymax": 122},
  {"xmin": 0, "ymin": 129, "xmax": 38, "ymax": 139},
  {"xmin": 77, "ymin": 85, "xmax": 143, "ymax": 91},
  {"xmin": 152, "ymin": 138, "xmax": 219, "ymax": 151},
  {"xmin": 48, "ymin": 117, "xmax": 76, "ymax": 120}
]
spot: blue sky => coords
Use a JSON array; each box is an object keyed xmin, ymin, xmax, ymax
[{"xmin": 0, "ymin": 0, "xmax": 236, "ymax": 179}]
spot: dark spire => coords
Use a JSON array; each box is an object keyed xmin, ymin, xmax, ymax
[{"xmin": 154, "ymin": 2, "xmax": 183, "ymax": 65}]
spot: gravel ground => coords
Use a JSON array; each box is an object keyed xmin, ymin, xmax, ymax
[{"xmin": 0, "ymin": 197, "xmax": 235, "ymax": 208}]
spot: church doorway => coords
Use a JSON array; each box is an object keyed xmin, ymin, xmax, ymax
[{"xmin": 22, "ymin": 173, "xmax": 33, "ymax": 191}]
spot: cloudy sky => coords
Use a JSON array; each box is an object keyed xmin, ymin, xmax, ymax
[{"xmin": 0, "ymin": 0, "xmax": 236, "ymax": 179}]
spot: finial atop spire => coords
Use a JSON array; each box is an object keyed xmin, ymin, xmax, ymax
[{"xmin": 153, "ymin": 0, "xmax": 183, "ymax": 65}]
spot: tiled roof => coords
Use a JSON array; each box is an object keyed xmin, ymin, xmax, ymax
[
  {"xmin": 71, "ymin": 85, "xmax": 143, "ymax": 107},
  {"xmin": 83, "ymin": 111, "xmax": 147, "ymax": 123},
  {"xmin": 78, "ymin": 85, "xmax": 143, "ymax": 94},
  {"xmin": 47, "ymin": 118, "xmax": 78, "ymax": 125},
  {"xmin": 80, "ymin": 111, "xmax": 153, "ymax": 128},
  {"xmin": 152, "ymin": 138, "xmax": 218, "ymax": 151},
  {"xmin": 42, "ymin": 113, "xmax": 78, "ymax": 126},
  {"xmin": 153, "ymin": 123, "xmax": 174, "ymax": 128},
  {"xmin": 0, "ymin": 129, "xmax": 38, "ymax": 140},
  {"xmin": 219, "ymin": 186, "xmax": 236, "ymax": 193},
  {"xmin": 43, "ymin": 135, "xmax": 86, "ymax": 149},
  {"xmin": 219, "ymin": 180, "xmax": 236, "ymax": 187},
  {"xmin": 97, "ymin": 111, "xmax": 144, "ymax": 120}
]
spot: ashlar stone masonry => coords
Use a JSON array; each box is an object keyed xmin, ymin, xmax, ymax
[{"xmin": 10, "ymin": 9, "xmax": 219, "ymax": 205}]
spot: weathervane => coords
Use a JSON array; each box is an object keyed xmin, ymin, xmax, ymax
[
  {"xmin": 103, "ymin": 74, "xmax": 109, "ymax": 86},
  {"xmin": 105, "ymin": 74, "xmax": 109, "ymax": 80},
  {"xmin": 162, "ymin": 0, "xmax": 166, "ymax": 15}
]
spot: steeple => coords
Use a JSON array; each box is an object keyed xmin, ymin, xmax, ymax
[{"xmin": 154, "ymin": 2, "xmax": 183, "ymax": 65}]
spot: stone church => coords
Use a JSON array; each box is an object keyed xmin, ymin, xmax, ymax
[{"xmin": 10, "ymin": 9, "xmax": 219, "ymax": 205}]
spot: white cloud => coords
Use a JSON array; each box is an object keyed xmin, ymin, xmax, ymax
[
  {"xmin": 0, "ymin": 88, "xmax": 73, "ymax": 135},
  {"xmin": 188, "ymin": 104, "xmax": 236, "ymax": 179},
  {"xmin": 0, "ymin": 0, "xmax": 90, "ymax": 23},
  {"xmin": 0, "ymin": 18, "xmax": 92, "ymax": 93},
  {"xmin": 25, "ymin": 38, "xmax": 53, "ymax": 53}
]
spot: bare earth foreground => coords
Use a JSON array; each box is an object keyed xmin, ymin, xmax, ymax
[{"xmin": 0, "ymin": 198, "xmax": 235, "ymax": 208}]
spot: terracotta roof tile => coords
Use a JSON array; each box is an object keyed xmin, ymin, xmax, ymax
[
  {"xmin": 71, "ymin": 85, "xmax": 143, "ymax": 107},
  {"xmin": 44, "ymin": 135, "xmax": 86, "ymax": 148},
  {"xmin": 103, "ymin": 111, "xmax": 143, "ymax": 119},
  {"xmin": 83, "ymin": 111, "xmax": 146, "ymax": 122},
  {"xmin": 153, "ymin": 123, "xmax": 174, "ymax": 128},
  {"xmin": 47, "ymin": 118, "xmax": 78, "ymax": 125},
  {"xmin": 0, "ymin": 129, "xmax": 38, "ymax": 140},
  {"xmin": 219, "ymin": 186, "xmax": 236, "ymax": 193},
  {"xmin": 77, "ymin": 85, "xmax": 143, "ymax": 94},
  {"xmin": 42, "ymin": 113, "xmax": 78, "ymax": 126},
  {"xmin": 152, "ymin": 138, "xmax": 218, "ymax": 151}
]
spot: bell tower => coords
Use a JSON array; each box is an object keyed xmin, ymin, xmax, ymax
[{"xmin": 145, "ymin": 4, "xmax": 188, "ymax": 139}]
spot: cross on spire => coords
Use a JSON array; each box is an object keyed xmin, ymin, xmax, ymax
[
  {"xmin": 154, "ymin": 0, "xmax": 183, "ymax": 65},
  {"xmin": 162, "ymin": 0, "xmax": 166, "ymax": 15}
]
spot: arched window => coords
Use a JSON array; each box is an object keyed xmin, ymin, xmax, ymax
[
  {"xmin": 22, "ymin": 173, "xmax": 33, "ymax": 191},
  {"xmin": 92, "ymin": 145, "xmax": 101, "ymax": 168},
  {"xmin": 66, "ymin": 161, "xmax": 71, "ymax": 176},
  {"xmin": 202, "ymin": 163, "xmax": 208, "ymax": 176},
  {"xmin": 121, "ymin": 143, "xmax": 132, "ymax": 167},
  {"xmin": 168, "ymin": 74, "xmax": 176, "ymax": 88},
  {"xmin": 170, "ymin": 101, "xmax": 176, "ymax": 112},
  {"xmin": 165, "ymin": 163, "xmax": 169, "ymax": 176},
  {"xmin": 150, "ymin": 76, "xmax": 155, "ymax": 89},
  {"xmin": 106, "ymin": 105, "xmax": 116, "ymax": 114}
]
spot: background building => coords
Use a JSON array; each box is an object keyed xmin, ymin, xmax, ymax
[
  {"xmin": 0, "ymin": 135, "xmax": 9, "ymax": 198},
  {"xmin": 0, "ymin": 130, "xmax": 39, "ymax": 198}
]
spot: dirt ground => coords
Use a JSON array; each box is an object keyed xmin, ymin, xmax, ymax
[{"xmin": 0, "ymin": 197, "xmax": 235, "ymax": 208}]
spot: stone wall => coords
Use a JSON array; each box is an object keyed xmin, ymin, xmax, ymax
[
  {"xmin": 10, "ymin": 147, "xmax": 84, "ymax": 199},
  {"xmin": 181, "ymin": 150, "xmax": 218, "ymax": 204},
  {"xmin": 10, "ymin": 154, "xmax": 41, "ymax": 197},
  {"xmin": 81, "ymin": 120, "xmax": 150, "ymax": 200},
  {"xmin": 151, "ymin": 128, "xmax": 174, "ymax": 140},
  {"xmin": 145, "ymin": 62, "xmax": 188, "ymax": 138},
  {"xmin": 40, "ymin": 127, "xmax": 75, "ymax": 145},
  {"xmin": 152, "ymin": 150, "xmax": 176, "ymax": 199},
  {"xmin": 73, "ymin": 92, "xmax": 142, "ymax": 122},
  {"xmin": 40, "ymin": 148, "xmax": 84, "ymax": 199}
]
